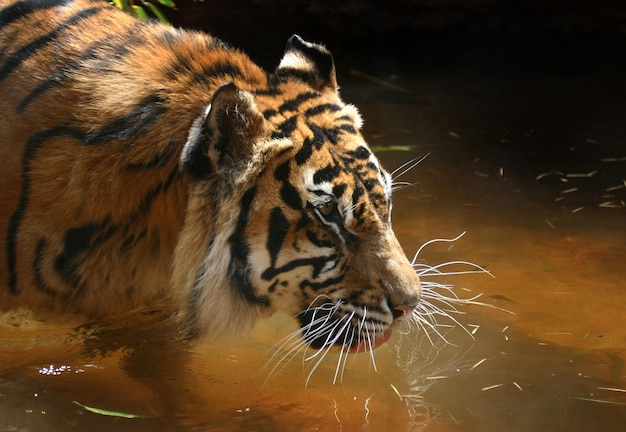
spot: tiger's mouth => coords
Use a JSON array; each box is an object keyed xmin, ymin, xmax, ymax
[{"xmin": 298, "ymin": 301, "xmax": 397, "ymax": 353}]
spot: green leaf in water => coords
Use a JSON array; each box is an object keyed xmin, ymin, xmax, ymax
[{"xmin": 73, "ymin": 401, "xmax": 152, "ymax": 419}]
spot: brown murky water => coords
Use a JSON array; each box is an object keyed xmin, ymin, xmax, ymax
[{"xmin": 1, "ymin": 57, "xmax": 625, "ymax": 431}]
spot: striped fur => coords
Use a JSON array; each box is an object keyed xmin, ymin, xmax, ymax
[{"xmin": 0, "ymin": 0, "xmax": 421, "ymax": 350}]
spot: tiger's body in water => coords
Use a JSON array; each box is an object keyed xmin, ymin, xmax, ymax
[{"xmin": 0, "ymin": 0, "xmax": 421, "ymax": 353}]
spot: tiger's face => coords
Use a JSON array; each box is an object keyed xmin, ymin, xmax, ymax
[
  {"xmin": 249, "ymin": 89, "xmax": 421, "ymax": 352},
  {"xmin": 178, "ymin": 36, "xmax": 420, "ymax": 351}
]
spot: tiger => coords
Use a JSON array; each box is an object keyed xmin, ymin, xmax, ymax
[{"xmin": 0, "ymin": 0, "xmax": 421, "ymax": 354}]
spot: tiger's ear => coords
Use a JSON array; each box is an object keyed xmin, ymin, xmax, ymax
[
  {"xmin": 275, "ymin": 34, "xmax": 337, "ymax": 92},
  {"xmin": 181, "ymin": 82, "xmax": 265, "ymax": 179}
]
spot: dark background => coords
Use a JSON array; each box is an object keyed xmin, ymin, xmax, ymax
[{"xmin": 167, "ymin": 0, "xmax": 626, "ymax": 67}]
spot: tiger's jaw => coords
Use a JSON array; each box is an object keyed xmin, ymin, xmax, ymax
[
  {"xmin": 297, "ymin": 296, "xmax": 415, "ymax": 353},
  {"xmin": 297, "ymin": 305, "xmax": 378, "ymax": 352}
]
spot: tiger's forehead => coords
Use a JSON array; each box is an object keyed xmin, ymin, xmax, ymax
[
  {"xmin": 258, "ymin": 88, "xmax": 362, "ymax": 146},
  {"xmin": 256, "ymin": 86, "xmax": 392, "ymax": 227}
]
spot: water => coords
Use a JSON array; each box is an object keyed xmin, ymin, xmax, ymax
[{"xmin": 1, "ymin": 57, "xmax": 625, "ymax": 431}]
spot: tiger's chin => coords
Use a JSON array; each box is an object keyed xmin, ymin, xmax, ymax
[{"xmin": 348, "ymin": 328, "xmax": 393, "ymax": 353}]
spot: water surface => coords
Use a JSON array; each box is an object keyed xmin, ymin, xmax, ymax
[{"xmin": 1, "ymin": 57, "xmax": 625, "ymax": 431}]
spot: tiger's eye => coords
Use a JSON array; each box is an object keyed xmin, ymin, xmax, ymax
[{"xmin": 317, "ymin": 201, "xmax": 337, "ymax": 218}]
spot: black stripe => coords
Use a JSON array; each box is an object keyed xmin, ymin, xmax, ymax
[
  {"xmin": 366, "ymin": 161, "xmax": 379, "ymax": 172},
  {"xmin": 275, "ymin": 68, "xmax": 324, "ymax": 88},
  {"xmin": 267, "ymin": 207, "xmax": 289, "ymax": 268},
  {"xmin": 305, "ymin": 230, "xmax": 333, "ymax": 249},
  {"xmin": 7, "ymin": 125, "xmax": 85, "ymax": 293},
  {"xmin": 17, "ymin": 69, "xmax": 66, "ymax": 113},
  {"xmin": 339, "ymin": 154, "xmax": 355, "ymax": 165},
  {"xmin": 83, "ymin": 95, "xmax": 165, "ymax": 145},
  {"xmin": 304, "ymin": 103, "xmax": 340, "ymax": 117},
  {"xmin": 253, "ymin": 84, "xmax": 281, "ymax": 97},
  {"xmin": 190, "ymin": 61, "xmax": 242, "ymax": 86},
  {"xmin": 134, "ymin": 166, "xmax": 179, "ymax": 218},
  {"xmin": 262, "ymin": 108, "xmax": 278, "ymax": 119},
  {"xmin": 274, "ymin": 162, "xmax": 303, "ymax": 210},
  {"xmin": 270, "ymin": 115, "xmax": 298, "ymax": 140},
  {"xmin": 0, "ymin": 0, "xmax": 69, "ymax": 29},
  {"xmin": 278, "ymin": 92, "xmax": 318, "ymax": 113},
  {"xmin": 54, "ymin": 219, "xmax": 113, "ymax": 291},
  {"xmin": 351, "ymin": 186, "xmax": 365, "ymax": 221},
  {"xmin": 332, "ymin": 184, "xmax": 346, "ymax": 198},
  {"xmin": 17, "ymin": 33, "xmax": 124, "ymax": 113},
  {"xmin": 338, "ymin": 124, "xmax": 357, "ymax": 134},
  {"xmin": 267, "ymin": 279, "xmax": 279, "ymax": 293},
  {"xmin": 228, "ymin": 187, "xmax": 268, "ymax": 305},
  {"xmin": 299, "ymin": 273, "xmax": 345, "ymax": 291},
  {"xmin": 313, "ymin": 163, "xmax": 340, "ymax": 184},
  {"xmin": 364, "ymin": 178, "xmax": 379, "ymax": 192},
  {"xmin": 294, "ymin": 137, "xmax": 313, "ymax": 165},
  {"xmin": 368, "ymin": 192, "xmax": 385, "ymax": 205},
  {"xmin": 49, "ymin": 159, "xmax": 174, "ymax": 290},
  {"xmin": 0, "ymin": 6, "xmax": 105, "ymax": 84},
  {"xmin": 309, "ymin": 123, "xmax": 340, "ymax": 146},
  {"xmin": 294, "ymin": 123, "xmax": 332, "ymax": 166},
  {"xmin": 261, "ymin": 254, "xmax": 338, "ymax": 281}
]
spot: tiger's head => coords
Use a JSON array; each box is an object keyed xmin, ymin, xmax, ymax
[{"xmin": 174, "ymin": 35, "xmax": 420, "ymax": 353}]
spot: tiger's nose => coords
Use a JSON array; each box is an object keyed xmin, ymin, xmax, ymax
[{"xmin": 392, "ymin": 303, "xmax": 418, "ymax": 321}]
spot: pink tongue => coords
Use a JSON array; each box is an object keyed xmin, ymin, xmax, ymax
[{"xmin": 348, "ymin": 328, "xmax": 393, "ymax": 353}]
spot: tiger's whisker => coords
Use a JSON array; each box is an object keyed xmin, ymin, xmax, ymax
[
  {"xmin": 390, "ymin": 153, "xmax": 430, "ymax": 180},
  {"xmin": 334, "ymin": 323, "xmax": 354, "ymax": 384},
  {"xmin": 419, "ymin": 299, "xmax": 473, "ymax": 339},
  {"xmin": 410, "ymin": 231, "xmax": 468, "ymax": 264},
  {"xmin": 263, "ymin": 301, "xmax": 343, "ymax": 382},
  {"xmin": 362, "ymin": 308, "xmax": 379, "ymax": 372},
  {"xmin": 391, "ymin": 181, "xmax": 416, "ymax": 193},
  {"xmin": 411, "ymin": 310, "xmax": 454, "ymax": 346},
  {"xmin": 362, "ymin": 307, "xmax": 374, "ymax": 361},
  {"xmin": 263, "ymin": 320, "xmax": 323, "ymax": 381},
  {"xmin": 305, "ymin": 313, "xmax": 354, "ymax": 386},
  {"xmin": 415, "ymin": 260, "xmax": 494, "ymax": 278}
]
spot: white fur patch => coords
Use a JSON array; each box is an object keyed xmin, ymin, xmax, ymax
[
  {"xmin": 278, "ymin": 51, "xmax": 315, "ymax": 73},
  {"xmin": 181, "ymin": 103, "xmax": 212, "ymax": 165},
  {"xmin": 303, "ymin": 166, "xmax": 333, "ymax": 200},
  {"xmin": 343, "ymin": 104, "xmax": 363, "ymax": 130}
]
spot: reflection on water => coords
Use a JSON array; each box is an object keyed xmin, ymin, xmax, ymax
[{"xmin": 2, "ymin": 59, "xmax": 626, "ymax": 431}]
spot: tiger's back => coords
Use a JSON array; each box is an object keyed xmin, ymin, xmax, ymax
[
  {"xmin": 0, "ymin": 0, "xmax": 232, "ymax": 315},
  {"xmin": 0, "ymin": 0, "xmax": 422, "ymax": 349}
]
